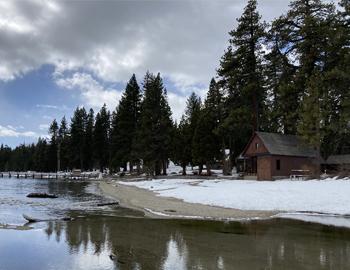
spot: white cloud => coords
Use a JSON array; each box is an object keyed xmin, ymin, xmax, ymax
[
  {"xmin": 36, "ymin": 104, "xmax": 69, "ymax": 111},
  {"xmin": 55, "ymin": 72, "xmax": 121, "ymax": 109},
  {"xmin": 0, "ymin": 125, "xmax": 39, "ymax": 138},
  {"xmin": 39, "ymin": 124, "xmax": 49, "ymax": 131},
  {"xmin": 42, "ymin": 115, "xmax": 53, "ymax": 120},
  {"xmin": 167, "ymin": 92, "xmax": 188, "ymax": 122}
]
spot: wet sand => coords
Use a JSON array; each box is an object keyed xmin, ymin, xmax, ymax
[{"xmin": 99, "ymin": 181, "xmax": 277, "ymax": 220}]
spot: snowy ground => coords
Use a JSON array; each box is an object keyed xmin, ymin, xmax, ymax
[{"xmin": 120, "ymin": 177, "xmax": 350, "ymax": 216}]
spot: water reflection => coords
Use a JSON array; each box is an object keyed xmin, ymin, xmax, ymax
[{"xmin": 37, "ymin": 217, "xmax": 350, "ymax": 269}]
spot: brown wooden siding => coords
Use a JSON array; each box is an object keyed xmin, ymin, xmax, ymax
[
  {"xmin": 256, "ymin": 155, "xmax": 317, "ymax": 180},
  {"xmin": 257, "ymin": 156, "xmax": 272, "ymax": 180},
  {"xmin": 244, "ymin": 134, "xmax": 269, "ymax": 156}
]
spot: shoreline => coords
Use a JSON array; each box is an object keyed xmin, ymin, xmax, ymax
[
  {"xmin": 99, "ymin": 180, "xmax": 278, "ymax": 220},
  {"xmin": 99, "ymin": 179, "xmax": 350, "ymax": 229}
]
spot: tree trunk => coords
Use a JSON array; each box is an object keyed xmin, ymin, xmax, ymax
[
  {"xmin": 182, "ymin": 163, "xmax": 187, "ymax": 176},
  {"xmin": 136, "ymin": 162, "xmax": 141, "ymax": 175},
  {"xmin": 155, "ymin": 161, "xmax": 161, "ymax": 176},
  {"xmin": 162, "ymin": 160, "xmax": 167, "ymax": 175},
  {"xmin": 129, "ymin": 161, "xmax": 133, "ymax": 173},
  {"xmin": 199, "ymin": 164, "xmax": 203, "ymax": 175},
  {"xmin": 206, "ymin": 162, "xmax": 212, "ymax": 176},
  {"xmin": 315, "ymin": 144, "xmax": 321, "ymax": 179},
  {"xmin": 80, "ymin": 157, "xmax": 83, "ymax": 171},
  {"xmin": 57, "ymin": 144, "xmax": 61, "ymax": 172}
]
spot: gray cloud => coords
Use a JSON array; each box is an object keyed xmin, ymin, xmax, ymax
[
  {"xmin": 0, "ymin": 0, "xmax": 291, "ymax": 119},
  {"xmin": 0, "ymin": 0, "xmax": 290, "ymax": 83}
]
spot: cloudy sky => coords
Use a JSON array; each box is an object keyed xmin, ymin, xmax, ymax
[{"xmin": 0, "ymin": 0, "xmax": 290, "ymax": 147}]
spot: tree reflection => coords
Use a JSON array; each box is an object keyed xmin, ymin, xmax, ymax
[{"xmin": 45, "ymin": 216, "xmax": 350, "ymax": 270}]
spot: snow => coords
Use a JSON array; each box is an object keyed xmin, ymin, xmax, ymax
[
  {"xmin": 121, "ymin": 177, "xmax": 350, "ymax": 216},
  {"xmin": 166, "ymin": 161, "xmax": 236, "ymax": 176},
  {"xmin": 276, "ymin": 213, "xmax": 350, "ymax": 228}
]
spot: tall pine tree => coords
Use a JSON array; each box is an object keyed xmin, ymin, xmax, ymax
[
  {"xmin": 217, "ymin": 0, "xmax": 266, "ymax": 162},
  {"xmin": 110, "ymin": 74, "xmax": 141, "ymax": 172},
  {"xmin": 93, "ymin": 104, "xmax": 110, "ymax": 172},
  {"xmin": 48, "ymin": 119, "xmax": 59, "ymax": 171},
  {"xmin": 136, "ymin": 72, "xmax": 173, "ymax": 175},
  {"xmin": 58, "ymin": 116, "xmax": 69, "ymax": 171},
  {"xmin": 70, "ymin": 107, "xmax": 88, "ymax": 169},
  {"xmin": 84, "ymin": 109, "xmax": 94, "ymax": 170}
]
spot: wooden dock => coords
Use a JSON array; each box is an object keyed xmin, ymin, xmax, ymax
[{"xmin": 0, "ymin": 172, "xmax": 99, "ymax": 180}]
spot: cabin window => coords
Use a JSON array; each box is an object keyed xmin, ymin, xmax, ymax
[
  {"xmin": 255, "ymin": 143, "xmax": 259, "ymax": 149},
  {"xmin": 276, "ymin": 160, "xmax": 281, "ymax": 170}
]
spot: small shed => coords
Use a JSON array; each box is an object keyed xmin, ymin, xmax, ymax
[
  {"xmin": 241, "ymin": 132, "xmax": 319, "ymax": 180},
  {"xmin": 325, "ymin": 154, "xmax": 350, "ymax": 172}
]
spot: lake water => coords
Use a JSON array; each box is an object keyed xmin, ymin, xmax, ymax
[{"xmin": 1, "ymin": 177, "xmax": 350, "ymax": 270}]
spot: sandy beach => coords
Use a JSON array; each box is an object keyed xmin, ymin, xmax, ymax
[{"xmin": 99, "ymin": 180, "xmax": 277, "ymax": 220}]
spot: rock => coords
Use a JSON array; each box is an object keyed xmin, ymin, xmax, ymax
[
  {"xmin": 109, "ymin": 253, "xmax": 117, "ymax": 260},
  {"xmin": 27, "ymin": 193, "xmax": 58, "ymax": 199}
]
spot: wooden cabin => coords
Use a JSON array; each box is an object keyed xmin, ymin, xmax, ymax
[
  {"xmin": 325, "ymin": 154, "xmax": 350, "ymax": 173},
  {"xmin": 240, "ymin": 132, "xmax": 319, "ymax": 180}
]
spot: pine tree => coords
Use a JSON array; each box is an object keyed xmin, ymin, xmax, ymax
[
  {"xmin": 93, "ymin": 104, "xmax": 110, "ymax": 172},
  {"xmin": 70, "ymin": 107, "xmax": 88, "ymax": 169},
  {"xmin": 109, "ymin": 110, "xmax": 122, "ymax": 171},
  {"xmin": 172, "ymin": 118, "xmax": 191, "ymax": 175},
  {"xmin": 218, "ymin": 0, "xmax": 266, "ymax": 132},
  {"xmin": 171, "ymin": 93, "xmax": 202, "ymax": 175},
  {"xmin": 336, "ymin": 0, "xmax": 350, "ymax": 155},
  {"xmin": 48, "ymin": 119, "xmax": 59, "ymax": 171},
  {"xmin": 264, "ymin": 33, "xmax": 297, "ymax": 133},
  {"xmin": 184, "ymin": 92, "xmax": 202, "ymax": 167},
  {"xmin": 137, "ymin": 72, "xmax": 173, "ymax": 175},
  {"xmin": 192, "ymin": 108, "xmax": 219, "ymax": 176},
  {"xmin": 33, "ymin": 138, "xmax": 49, "ymax": 172},
  {"xmin": 217, "ymin": 0, "xmax": 267, "ymax": 163},
  {"xmin": 298, "ymin": 72, "xmax": 322, "ymax": 149},
  {"xmin": 270, "ymin": 0, "xmax": 336, "ymax": 134},
  {"xmin": 84, "ymin": 109, "xmax": 94, "ymax": 170},
  {"xmin": 192, "ymin": 80, "xmax": 223, "ymax": 175},
  {"xmin": 58, "ymin": 116, "xmax": 70, "ymax": 171},
  {"xmin": 205, "ymin": 78, "xmax": 223, "ymax": 127},
  {"xmin": 110, "ymin": 74, "xmax": 141, "ymax": 172},
  {"xmin": 275, "ymin": 0, "xmax": 350, "ymax": 160}
]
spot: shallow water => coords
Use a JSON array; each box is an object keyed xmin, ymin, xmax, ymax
[
  {"xmin": 0, "ymin": 177, "xmax": 140, "ymax": 226},
  {"xmin": 1, "ymin": 178, "xmax": 350, "ymax": 270}
]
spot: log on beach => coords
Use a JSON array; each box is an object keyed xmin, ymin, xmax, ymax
[
  {"xmin": 96, "ymin": 201, "xmax": 119, "ymax": 207},
  {"xmin": 22, "ymin": 214, "xmax": 39, "ymax": 223},
  {"xmin": 22, "ymin": 214, "xmax": 73, "ymax": 223},
  {"xmin": 27, "ymin": 193, "xmax": 58, "ymax": 199}
]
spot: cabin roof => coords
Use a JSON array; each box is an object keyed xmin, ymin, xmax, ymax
[
  {"xmin": 326, "ymin": 154, "xmax": 350, "ymax": 164},
  {"xmin": 248, "ymin": 132, "xmax": 318, "ymax": 158}
]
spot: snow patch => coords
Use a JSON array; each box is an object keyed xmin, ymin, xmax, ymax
[{"xmin": 121, "ymin": 178, "xmax": 350, "ymax": 215}]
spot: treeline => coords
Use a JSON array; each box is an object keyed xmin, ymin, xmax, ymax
[{"xmin": 0, "ymin": 0, "xmax": 349, "ymax": 174}]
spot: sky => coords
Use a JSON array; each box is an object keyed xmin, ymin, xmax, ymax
[{"xmin": 0, "ymin": 0, "xmax": 291, "ymax": 147}]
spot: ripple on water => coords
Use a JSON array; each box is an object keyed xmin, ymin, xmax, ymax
[{"xmin": 0, "ymin": 178, "xmax": 113, "ymax": 226}]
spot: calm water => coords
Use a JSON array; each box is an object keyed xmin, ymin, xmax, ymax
[
  {"xmin": 1, "ymin": 178, "xmax": 350, "ymax": 270},
  {"xmin": 0, "ymin": 177, "xmax": 140, "ymax": 225}
]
